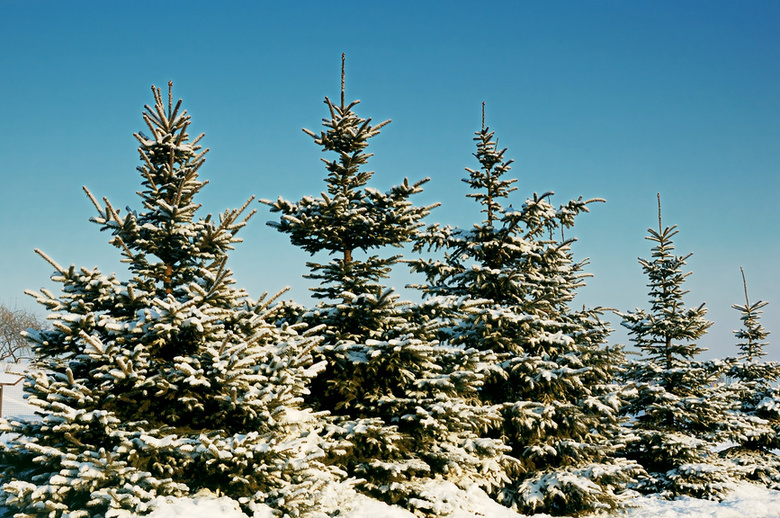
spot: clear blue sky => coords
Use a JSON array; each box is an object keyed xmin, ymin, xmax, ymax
[{"xmin": 1, "ymin": 1, "xmax": 778, "ymax": 360}]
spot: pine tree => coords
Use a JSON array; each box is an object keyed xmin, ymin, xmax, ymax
[
  {"xmin": 263, "ymin": 57, "xmax": 508, "ymax": 509},
  {"xmin": 0, "ymin": 84, "xmax": 337, "ymax": 517},
  {"xmin": 732, "ymin": 268, "xmax": 771, "ymax": 364},
  {"xmin": 411, "ymin": 105, "xmax": 639, "ymax": 516},
  {"xmin": 264, "ymin": 55, "xmax": 433, "ymax": 345},
  {"xmin": 618, "ymin": 194, "xmax": 731, "ymax": 499},
  {"xmin": 721, "ymin": 268, "xmax": 780, "ymax": 487}
]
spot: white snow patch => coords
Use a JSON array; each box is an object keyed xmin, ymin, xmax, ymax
[
  {"xmin": 117, "ymin": 492, "xmax": 274, "ymax": 518},
  {"xmin": 624, "ymin": 482, "xmax": 780, "ymax": 518},
  {"xmin": 121, "ymin": 482, "xmax": 780, "ymax": 518},
  {"xmin": 338, "ymin": 493, "xmax": 417, "ymax": 518}
]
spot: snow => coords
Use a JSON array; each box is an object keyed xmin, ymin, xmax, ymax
[
  {"xmin": 113, "ymin": 481, "xmax": 780, "ymax": 518},
  {"xmin": 119, "ymin": 493, "xmax": 267, "ymax": 518},
  {"xmin": 627, "ymin": 483, "xmax": 780, "ymax": 518},
  {"xmin": 0, "ymin": 363, "xmax": 32, "ymax": 419}
]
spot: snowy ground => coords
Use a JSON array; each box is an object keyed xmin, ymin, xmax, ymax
[{"xmin": 127, "ymin": 481, "xmax": 780, "ymax": 518}]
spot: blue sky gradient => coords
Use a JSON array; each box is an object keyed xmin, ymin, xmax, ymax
[{"xmin": 1, "ymin": 1, "xmax": 778, "ymax": 360}]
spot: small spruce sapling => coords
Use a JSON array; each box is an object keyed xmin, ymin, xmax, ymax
[
  {"xmin": 618, "ymin": 194, "xmax": 732, "ymax": 499},
  {"xmin": 721, "ymin": 268, "xmax": 780, "ymax": 487}
]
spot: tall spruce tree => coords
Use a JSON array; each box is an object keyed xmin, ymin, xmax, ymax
[
  {"xmin": 721, "ymin": 268, "xmax": 780, "ymax": 487},
  {"xmin": 0, "ymin": 84, "xmax": 337, "ymax": 517},
  {"xmin": 263, "ymin": 58, "xmax": 507, "ymax": 509},
  {"xmin": 410, "ymin": 105, "xmax": 639, "ymax": 516},
  {"xmin": 618, "ymin": 194, "xmax": 732, "ymax": 499}
]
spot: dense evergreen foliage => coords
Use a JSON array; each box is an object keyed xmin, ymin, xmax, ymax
[
  {"xmin": 263, "ymin": 59, "xmax": 508, "ymax": 509},
  {"xmin": 410, "ymin": 106, "xmax": 640, "ymax": 515},
  {"xmin": 0, "ymin": 84, "xmax": 336, "ymax": 517},
  {"xmin": 0, "ymin": 66, "xmax": 775, "ymax": 518},
  {"xmin": 617, "ymin": 195, "xmax": 733, "ymax": 499},
  {"xmin": 720, "ymin": 268, "xmax": 780, "ymax": 487}
]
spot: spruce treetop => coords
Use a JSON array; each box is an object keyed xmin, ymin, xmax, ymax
[
  {"xmin": 84, "ymin": 82, "xmax": 255, "ymax": 301},
  {"xmin": 462, "ymin": 103, "xmax": 517, "ymax": 226},
  {"xmin": 732, "ymin": 267, "xmax": 770, "ymax": 361},
  {"xmin": 412, "ymin": 104, "xmax": 602, "ymax": 310},
  {"xmin": 264, "ymin": 54, "xmax": 436, "ymax": 304},
  {"xmin": 621, "ymin": 193, "xmax": 712, "ymax": 370}
]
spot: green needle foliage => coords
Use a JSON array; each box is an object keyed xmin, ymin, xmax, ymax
[
  {"xmin": 618, "ymin": 194, "xmax": 733, "ymax": 499},
  {"xmin": 264, "ymin": 58, "xmax": 507, "ymax": 510},
  {"xmin": 0, "ymin": 84, "xmax": 336, "ymax": 517},
  {"xmin": 411, "ymin": 105, "xmax": 639, "ymax": 516},
  {"xmin": 721, "ymin": 268, "xmax": 780, "ymax": 487}
]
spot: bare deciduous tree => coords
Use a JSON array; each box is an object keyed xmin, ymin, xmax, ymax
[{"xmin": 0, "ymin": 305, "xmax": 41, "ymax": 362}]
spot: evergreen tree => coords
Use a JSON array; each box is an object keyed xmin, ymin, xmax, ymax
[
  {"xmin": 732, "ymin": 268, "xmax": 771, "ymax": 363},
  {"xmin": 0, "ymin": 84, "xmax": 336, "ymax": 517},
  {"xmin": 721, "ymin": 268, "xmax": 780, "ymax": 487},
  {"xmin": 263, "ymin": 57, "xmax": 507, "ymax": 508},
  {"xmin": 411, "ymin": 105, "xmax": 639, "ymax": 516},
  {"xmin": 618, "ymin": 194, "xmax": 731, "ymax": 499}
]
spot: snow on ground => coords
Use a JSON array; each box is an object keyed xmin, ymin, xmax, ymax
[
  {"xmin": 131, "ymin": 494, "xmax": 260, "ymax": 518},
  {"xmin": 322, "ymin": 481, "xmax": 548, "ymax": 518},
  {"xmin": 132, "ymin": 481, "xmax": 780, "ymax": 518},
  {"xmin": 626, "ymin": 483, "xmax": 780, "ymax": 518},
  {"xmin": 134, "ymin": 484, "xmax": 539, "ymax": 518},
  {"xmin": 2, "ymin": 383, "xmax": 779, "ymax": 517}
]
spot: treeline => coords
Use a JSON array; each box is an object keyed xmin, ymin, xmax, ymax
[{"xmin": 0, "ymin": 61, "xmax": 775, "ymax": 518}]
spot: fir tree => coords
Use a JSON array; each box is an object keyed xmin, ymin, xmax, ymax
[
  {"xmin": 732, "ymin": 268, "xmax": 771, "ymax": 363},
  {"xmin": 618, "ymin": 194, "xmax": 731, "ymax": 499},
  {"xmin": 721, "ymin": 268, "xmax": 780, "ymax": 487},
  {"xmin": 411, "ymin": 105, "xmax": 638, "ymax": 516},
  {"xmin": 263, "ymin": 57, "xmax": 507, "ymax": 508},
  {"xmin": 0, "ymin": 84, "xmax": 336, "ymax": 517},
  {"xmin": 264, "ymin": 54, "xmax": 433, "ymax": 345}
]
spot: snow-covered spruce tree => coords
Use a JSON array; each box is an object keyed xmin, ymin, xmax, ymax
[
  {"xmin": 0, "ymin": 83, "xmax": 337, "ymax": 517},
  {"xmin": 410, "ymin": 106, "xmax": 639, "ymax": 516},
  {"xmin": 731, "ymin": 268, "xmax": 772, "ymax": 364},
  {"xmin": 720, "ymin": 267, "xmax": 780, "ymax": 486},
  {"xmin": 618, "ymin": 194, "xmax": 733, "ymax": 499},
  {"xmin": 263, "ymin": 57, "xmax": 508, "ymax": 509}
]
